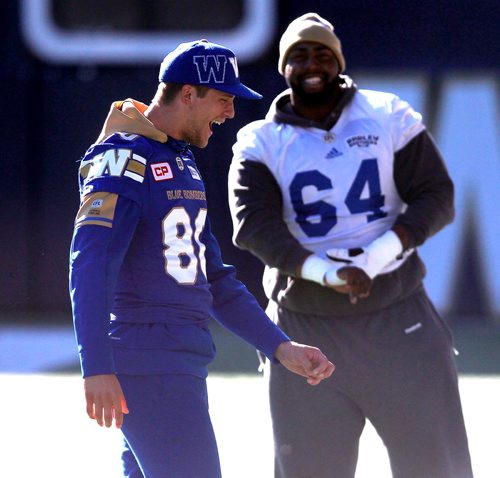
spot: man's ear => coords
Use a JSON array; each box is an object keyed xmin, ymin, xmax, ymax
[{"xmin": 180, "ymin": 84, "xmax": 194, "ymax": 104}]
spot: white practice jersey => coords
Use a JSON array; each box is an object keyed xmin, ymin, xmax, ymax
[{"xmin": 232, "ymin": 89, "xmax": 424, "ymax": 261}]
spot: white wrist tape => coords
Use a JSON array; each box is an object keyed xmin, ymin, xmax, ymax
[
  {"xmin": 301, "ymin": 255, "xmax": 330, "ymax": 284},
  {"xmin": 301, "ymin": 255, "xmax": 346, "ymax": 286},
  {"xmin": 324, "ymin": 266, "xmax": 347, "ymax": 286},
  {"xmin": 358, "ymin": 230, "xmax": 403, "ymax": 278}
]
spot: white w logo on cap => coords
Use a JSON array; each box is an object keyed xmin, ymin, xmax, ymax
[{"xmin": 193, "ymin": 55, "xmax": 228, "ymax": 84}]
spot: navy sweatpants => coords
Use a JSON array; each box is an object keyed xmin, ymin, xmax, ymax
[
  {"xmin": 267, "ymin": 288, "xmax": 473, "ymax": 478},
  {"xmin": 117, "ymin": 374, "xmax": 221, "ymax": 478}
]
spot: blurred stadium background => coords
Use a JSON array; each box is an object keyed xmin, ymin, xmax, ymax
[{"xmin": 1, "ymin": 0, "xmax": 499, "ymax": 476}]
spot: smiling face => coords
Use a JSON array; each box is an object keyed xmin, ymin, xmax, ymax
[
  {"xmin": 145, "ymin": 83, "xmax": 236, "ymax": 149},
  {"xmin": 183, "ymin": 86, "xmax": 235, "ymax": 148},
  {"xmin": 284, "ymin": 41, "xmax": 340, "ymax": 118}
]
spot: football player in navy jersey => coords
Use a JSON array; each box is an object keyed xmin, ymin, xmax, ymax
[
  {"xmin": 228, "ymin": 13, "xmax": 473, "ymax": 478},
  {"xmin": 69, "ymin": 40, "xmax": 334, "ymax": 478}
]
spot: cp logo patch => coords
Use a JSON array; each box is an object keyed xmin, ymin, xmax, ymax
[{"xmin": 151, "ymin": 162, "xmax": 174, "ymax": 181}]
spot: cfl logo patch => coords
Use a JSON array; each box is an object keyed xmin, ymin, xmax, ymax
[
  {"xmin": 151, "ymin": 162, "xmax": 174, "ymax": 181},
  {"xmin": 91, "ymin": 199, "xmax": 104, "ymax": 208}
]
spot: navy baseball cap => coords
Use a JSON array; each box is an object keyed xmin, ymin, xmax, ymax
[{"xmin": 158, "ymin": 40, "xmax": 262, "ymax": 100}]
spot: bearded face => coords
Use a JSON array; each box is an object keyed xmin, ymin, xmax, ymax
[
  {"xmin": 284, "ymin": 42, "xmax": 341, "ymax": 107},
  {"xmin": 288, "ymin": 75, "xmax": 342, "ymax": 106}
]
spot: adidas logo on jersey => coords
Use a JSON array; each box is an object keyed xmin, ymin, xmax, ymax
[{"xmin": 326, "ymin": 147, "xmax": 343, "ymax": 159}]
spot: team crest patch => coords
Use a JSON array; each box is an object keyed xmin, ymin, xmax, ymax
[
  {"xmin": 324, "ymin": 132, "xmax": 335, "ymax": 142},
  {"xmin": 188, "ymin": 165, "xmax": 201, "ymax": 180},
  {"xmin": 347, "ymin": 134, "xmax": 379, "ymax": 148},
  {"xmin": 151, "ymin": 162, "xmax": 174, "ymax": 181},
  {"xmin": 176, "ymin": 157, "xmax": 185, "ymax": 171}
]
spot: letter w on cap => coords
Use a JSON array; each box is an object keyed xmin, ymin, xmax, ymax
[{"xmin": 193, "ymin": 55, "xmax": 227, "ymax": 83}]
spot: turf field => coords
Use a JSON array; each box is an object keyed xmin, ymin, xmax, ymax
[
  {"xmin": 1, "ymin": 321, "xmax": 499, "ymax": 477},
  {"xmin": 0, "ymin": 373, "xmax": 499, "ymax": 477}
]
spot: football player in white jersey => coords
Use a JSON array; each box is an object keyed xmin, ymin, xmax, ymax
[{"xmin": 229, "ymin": 13, "xmax": 473, "ymax": 478}]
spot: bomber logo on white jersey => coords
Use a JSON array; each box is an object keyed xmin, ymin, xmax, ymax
[{"xmin": 193, "ymin": 55, "xmax": 238, "ymax": 84}]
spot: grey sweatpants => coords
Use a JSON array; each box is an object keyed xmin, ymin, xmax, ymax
[{"xmin": 267, "ymin": 288, "xmax": 473, "ymax": 478}]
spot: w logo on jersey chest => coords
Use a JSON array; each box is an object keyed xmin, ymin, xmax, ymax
[{"xmin": 193, "ymin": 55, "xmax": 238, "ymax": 84}]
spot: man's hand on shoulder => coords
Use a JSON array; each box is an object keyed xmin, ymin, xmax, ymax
[
  {"xmin": 275, "ymin": 341, "xmax": 335, "ymax": 386},
  {"xmin": 84, "ymin": 374, "xmax": 129, "ymax": 429}
]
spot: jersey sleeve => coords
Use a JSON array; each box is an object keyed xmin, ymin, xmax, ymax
[
  {"xmin": 70, "ymin": 194, "xmax": 141, "ymax": 377},
  {"xmin": 393, "ymin": 130, "xmax": 455, "ymax": 247},
  {"xmin": 231, "ymin": 120, "xmax": 268, "ymax": 163},
  {"xmin": 386, "ymin": 96, "xmax": 454, "ymax": 246},
  {"xmin": 70, "ymin": 134, "xmax": 150, "ymax": 377},
  {"xmin": 202, "ymin": 217, "xmax": 290, "ymax": 361},
  {"xmin": 389, "ymin": 95, "xmax": 425, "ymax": 152},
  {"xmin": 229, "ymin": 125, "xmax": 311, "ymax": 276}
]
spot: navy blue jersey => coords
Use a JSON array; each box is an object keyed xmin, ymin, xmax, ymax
[{"xmin": 70, "ymin": 132, "xmax": 288, "ymax": 378}]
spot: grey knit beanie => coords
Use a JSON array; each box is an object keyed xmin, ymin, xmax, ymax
[{"xmin": 278, "ymin": 12, "xmax": 346, "ymax": 74}]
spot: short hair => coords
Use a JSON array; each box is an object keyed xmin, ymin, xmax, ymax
[{"xmin": 159, "ymin": 83, "xmax": 210, "ymax": 105}]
